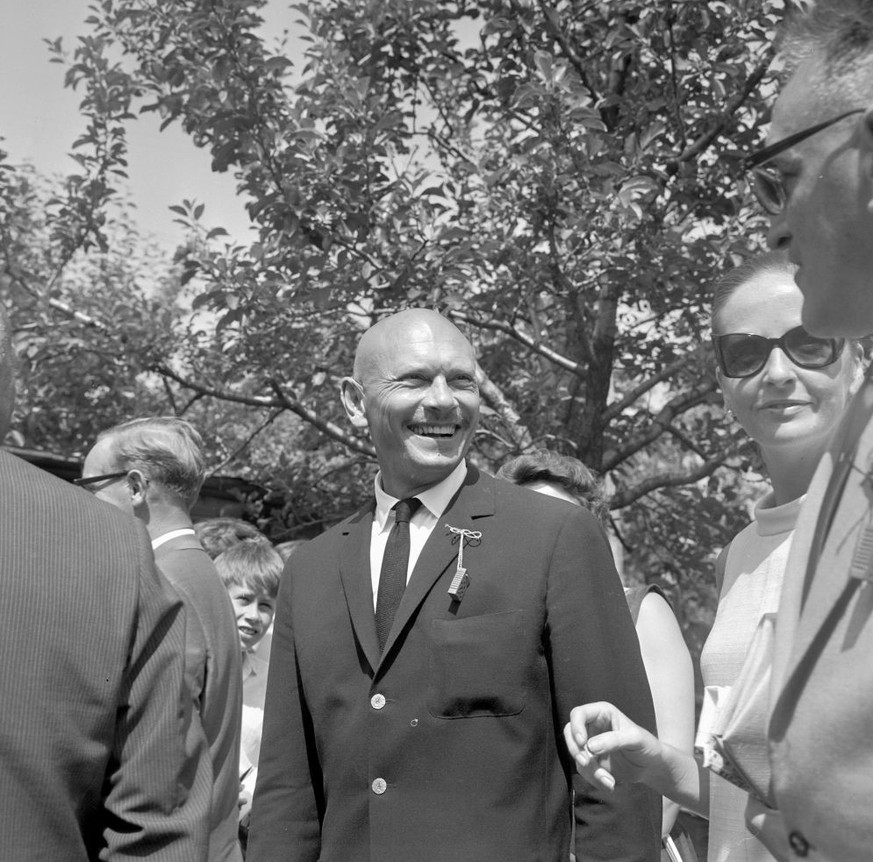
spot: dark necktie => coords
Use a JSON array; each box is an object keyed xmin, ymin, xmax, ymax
[{"xmin": 375, "ymin": 497, "xmax": 422, "ymax": 651}]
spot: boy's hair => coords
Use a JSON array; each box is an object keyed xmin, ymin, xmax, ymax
[
  {"xmin": 214, "ymin": 539, "xmax": 283, "ymax": 598},
  {"xmin": 195, "ymin": 517, "xmax": 265, "ymax": 559}
]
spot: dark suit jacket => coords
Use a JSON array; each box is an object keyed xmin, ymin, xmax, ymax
[
  {"xmin": 0, "ymin": 449, "xmax": 211, "ymax": 861},
  {"xmin": 250, "ymin": 467, "xmax": 660, "ymax": 862},
  {"xmin": 155, "ymin": 534, "xmax": 244, "ymax": 862}
]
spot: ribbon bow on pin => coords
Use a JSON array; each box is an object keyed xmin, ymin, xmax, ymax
[{"xmin": 445, "ymin": 525, "xmax": 482, "ymax": 602}]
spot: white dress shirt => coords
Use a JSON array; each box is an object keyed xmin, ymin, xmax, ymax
[{"xmin": 369, "ymin": 461, "xmax": 467, "ymax": 609}]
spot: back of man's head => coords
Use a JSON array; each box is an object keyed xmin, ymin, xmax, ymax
[
  {"xmin": 98, "ymin": 417, "xmax": 206, "ymax": 512},
  {"xmin": 782, "ymin": 1, "xmax": 873, "ymax": 102}
]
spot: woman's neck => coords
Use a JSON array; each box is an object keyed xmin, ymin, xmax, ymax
[{"xmin": 763, "ymin": 446, "xmax": 823, "ymax": 507}]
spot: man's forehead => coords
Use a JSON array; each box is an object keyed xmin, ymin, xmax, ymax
[
  {"xmin": 371, "ymin": 331, "xmax": 475, "ymax": 372},
  {"xmin": 768, "ymin": 60, "xmax": 827, "ymax": 143},
  {"xmin": 83, "ymin": 437, "xmax": 117, "ymax": 471}
]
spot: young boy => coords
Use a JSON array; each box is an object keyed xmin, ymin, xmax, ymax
[{"xmin": 214, "ymin": 539, "xmax": 284, "ymax": 835}]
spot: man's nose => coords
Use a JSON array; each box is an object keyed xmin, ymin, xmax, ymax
[
  {"xmin": 766, "ymin": 212, "xmax": 791, "ymax": 250},
  {"xmin": 423, "ymin": 376, "xmax": 455, "ymax": 409}
]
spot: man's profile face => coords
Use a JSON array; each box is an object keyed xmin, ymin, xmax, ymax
[
  {"xmin": 81, "ymin": 436, "xmax": 134, "ymax": 515},
  {"xmin": 766, "ymin": 59, "xmax": 873, "ymax": 337},
  {"xmin": 355, "ymin": 317, "xmax": 479, "ymax": 499}
]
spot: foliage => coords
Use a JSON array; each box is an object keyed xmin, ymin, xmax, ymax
[{"xmin": 2, "ymin": 0, "xmax": 804, "ymax": 626}]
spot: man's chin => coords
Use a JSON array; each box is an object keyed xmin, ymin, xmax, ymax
[
  {"xmin": 800, "ymin": 293, "xmax": 868, "ymax": 338},
  {"xmin": 797, "ymin": 269, "xmax": 873, "ymax": 337}
]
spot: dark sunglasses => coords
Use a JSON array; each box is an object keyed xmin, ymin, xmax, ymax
[
  {"xmin": 713, "ymin": 325, "xmax": 845, "ymax": 379},
  {"xmin": 745, "ymin": 108, "xmax": 864, "ymax": 215},
  {"xmin": 73, "ymin": 470, "xmax": 129, "ymax": 490}
]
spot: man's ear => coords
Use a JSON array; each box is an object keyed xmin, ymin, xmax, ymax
[
  {"xmin": 126, "ymin": 469, "xmax": 149, "ymax": 508},
  {"xmin": 340, "ymin": 377, "xmax": 369, "ymax": 429}
]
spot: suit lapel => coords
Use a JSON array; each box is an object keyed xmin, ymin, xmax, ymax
[
  {"xmin": 774, "ymin": 378, "xmax": 873, "ymax": 705},
  {"xmin": 379, "ymin": 467, "xmax": 496, "ymax": 661},
  {"xmin": 338, "ymin": 503, "xmax": 381, "ymax": 673}
]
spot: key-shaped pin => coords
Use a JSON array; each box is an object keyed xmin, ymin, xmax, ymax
[{"xmin": 445, "ymin": 525, "xmax": 482, "ymax": 602}]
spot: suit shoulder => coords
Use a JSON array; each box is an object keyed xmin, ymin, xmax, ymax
[
  {"xmin": 293, "ymin": 504, "xmax": 372, "ymax": 558},
  {"xmin": 490, "ymin": 472, "xmax": 601, "ymax": 528}
]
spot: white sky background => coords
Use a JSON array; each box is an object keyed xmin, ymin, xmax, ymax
[{"xmin": 2, "ymin": 0, "xmax": 307, "ymax": 248}]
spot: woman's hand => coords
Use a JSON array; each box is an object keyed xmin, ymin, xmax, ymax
[
  {"xmin": 564, "ymin": 701, "xmax": 706, "ymax": 816},
  {"xmin": 564, "ymin": 701, "xmax": 666, "ymax": 791}
]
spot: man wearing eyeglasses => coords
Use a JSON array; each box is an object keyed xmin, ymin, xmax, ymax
[
  {"xmin": 566, "ymin": 4, "xmax": 873, "ymax": 860},
  {"xmin": 743, "ymin": 2, "xmax": 873, "ymax": 859},
  {"xmin": 81, "ymin": 418, "xmax": 243, "ymax": 862}
]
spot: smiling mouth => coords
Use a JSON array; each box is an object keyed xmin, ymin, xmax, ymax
[
  {"xmin": 408, "ymin": 423, "xmax": 459, "ymax": 438},
  {"xmin": 239, "ymin": 626, "xmax": 258, "ymax": 636}
]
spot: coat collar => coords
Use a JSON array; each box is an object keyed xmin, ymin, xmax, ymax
[{"xmin": 339, "ymin": 465, "xmax": 495, "ymax": 675}]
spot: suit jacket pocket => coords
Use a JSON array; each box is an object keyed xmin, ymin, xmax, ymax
[{"xmin": 427, "ymin": 610, "xmax": 526, "ymax": 718}]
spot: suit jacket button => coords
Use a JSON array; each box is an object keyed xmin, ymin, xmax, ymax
[
  {"xmin": 370, "ymin": 693, "xmax": 386, "ymax": 709},
  {"xmin": 372, "ymin": 777, "xmax": 387, "ymax": 795},
  {"xmin": 788, "ymin": 831, "xmax": 809, "ymax": 857}
]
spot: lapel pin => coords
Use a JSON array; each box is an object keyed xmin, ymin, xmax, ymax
[{"xmin": 445, "ymin": 525, "xmax": 482, "ymax": 602}]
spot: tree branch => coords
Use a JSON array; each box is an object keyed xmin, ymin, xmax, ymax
[
  {"xmin": 601, "ymin": 378, "xmax": 718, "ymax": 471},
  {"xmin": 475, "ymin": 365, "xmax": 534, "ymax": 452},
  {"xmin": 211, "ymin": 408, "xmax": 282, "ymax": 474},
  {"xmin": 671, "ymin": 49, "xmax": 775, "ymax": 167},
  {"xmin": 610, "ymin": 456, "xmax": 728, "ymax": 509},
  {"xmin": 267, "ymin": 379, "xmax": 376, "ymax": 457},
  {"xmin": 448, "ymin": 310, "xmax": 583, "ymax": 375},
  {"xmin": 603, "ymin": 353, "xmax": 698, "ymax": 422},
  {"xmin": 151, "ymin": 363, "xmax": 377, "ymax": 457},
  {"xmin": 537, "ymin": 0, "xmax": 598, "ymax": 101}
]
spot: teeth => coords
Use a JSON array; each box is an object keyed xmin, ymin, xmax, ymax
[{"xmin": 411, "ymin": 424, "xmax": 456, "ymax": 436}]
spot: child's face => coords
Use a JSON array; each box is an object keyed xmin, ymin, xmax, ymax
[{"xmin": 227, "ymin": 584, "xmax": 276, "ymax": 651}]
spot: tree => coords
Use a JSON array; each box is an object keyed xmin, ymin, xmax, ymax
[{"xmin": 13, "ymin": 0, "xmax": 799, "ymax": 624}]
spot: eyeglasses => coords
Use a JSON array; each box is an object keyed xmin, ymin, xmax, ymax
[
  {"xmin": 713, "ymin": 325, "xmax": 845, "ymax": 379},
  {"xmin": 73, "ymin": 470, "xmax": 129, "ymax": 491},
  {"xmin": 745, "ymin": 108, "xmax": 864, "ymax": 215}
]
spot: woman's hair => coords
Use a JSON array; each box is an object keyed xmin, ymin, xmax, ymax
[
  {"xmin": 214, "ymin": 538, "xmax": 283, "ymax": 598},
  {"xmin": 496, "ymin": 450, "xmax": 609, "ymax": 525},
  {"xmin": 711, "ymin": 250, "xmax": 797, "ymax": 334}
]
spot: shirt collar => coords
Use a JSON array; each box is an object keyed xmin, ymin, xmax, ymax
[
  {"xmin": 151, "ymin": 527, "xmax": 196, "ymax": 551},
  {"xmin": 373, "ymin": 461, "xmax": 467, "ymax": 531}
]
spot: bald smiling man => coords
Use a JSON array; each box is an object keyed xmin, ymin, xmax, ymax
[{"xmin": 248, "ymin": 309, "xmax": 660, "ymax": 862}]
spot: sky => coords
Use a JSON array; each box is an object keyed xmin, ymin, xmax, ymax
[{"xmin": 3, "ymin": 0, "xmax": 304, "ymax": 248}]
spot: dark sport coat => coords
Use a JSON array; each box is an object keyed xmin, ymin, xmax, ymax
[
  {"xmin": 0, "ymin": 449, "xmax": 211, "ymax": 861},
  {"xmin": 250, "ymin": 466, "xmax": 660, "ymax": 862}
]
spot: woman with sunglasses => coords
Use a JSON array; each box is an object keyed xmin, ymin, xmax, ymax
[{"xmin": 563, "ymin": 249, "xmax": 863, "ymax": 862}]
